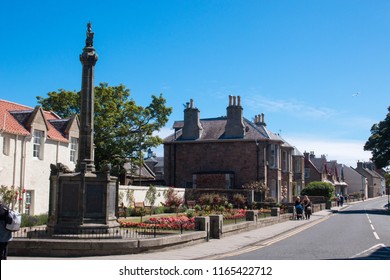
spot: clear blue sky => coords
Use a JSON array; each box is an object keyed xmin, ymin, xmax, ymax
[{"xmin": 1, "ymin": 0, "xmax": 388, "ymax": 167}]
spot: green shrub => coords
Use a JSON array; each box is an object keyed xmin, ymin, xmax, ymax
[
  {"xmin": 152, "ymin": 206, "xmax": 165, "ymax": 215},
  {"xmin": 301, "ymin": 181, "xmax": 335, "ymax": 199},
  {"xmin": 264, "ymin": 197, "xmax": 276, "ymax": 203},
  {"xmin": 186, "ymin": 210, "xmax": 195, "ymax": 219}
]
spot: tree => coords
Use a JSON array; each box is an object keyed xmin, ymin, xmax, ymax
[
  {"xmin": 364, "ymin": 106, "xmax": 390, "ymax": 169},
  {"xmin": 145, "ymin": 185, "xmax": 159, "ymax": 215},
  {"xmin": 36, "ymin": 83, "xmax": 172, "ymax": 177}
]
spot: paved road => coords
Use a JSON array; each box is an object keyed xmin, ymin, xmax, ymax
[{"xmin": 221, "ymin": 197, "xmax": 390, "ymax": 260}]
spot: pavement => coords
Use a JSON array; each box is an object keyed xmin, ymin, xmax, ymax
[{"xmin": 8, "ymin": 206, "xmax": 344, "ymax": 260}]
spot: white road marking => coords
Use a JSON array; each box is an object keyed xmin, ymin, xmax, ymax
[
  {"xmin": 366, "ymin": 212, "xmax": 380, "ymax": 240},
  {"xmin": 350, "ymin": 243, "xmax": 385, "ymax": 259}
]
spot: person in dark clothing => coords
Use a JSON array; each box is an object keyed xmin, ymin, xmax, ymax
[
  {"xmin": 0, "ymin": 200, "xmax": 13, "ymax": 260},
  {"xmin": 295, "ymin": 196, "xmax": 304, "ymax": 220},
  {"xmin": 303, "ymin": 195, "xmax": 312, "ymax": 220}
]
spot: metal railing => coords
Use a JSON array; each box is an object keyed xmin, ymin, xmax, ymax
[{"xmin": 12, "ymin": 224, "xmax": 194, "ymax": 240}]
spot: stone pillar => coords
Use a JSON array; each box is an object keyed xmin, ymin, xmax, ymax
[
  {"xmin": 195, "ymin": 216, "xmax": 210, "ymax": 241},
  {"xmin": 271, "ymin": 207, "xmax": 280, "ymax": 217},
  {"xmin": 246, "ymin": 210, "xmax": 258, "ymax": 222},
  {"xmin": 209, "ymin": 215, "xmax": 223, "ymax": 239},
  {"xmin": 77, "ymin": 22, "xmax": 98, "ymax": 173},
  {"xmin": 195, "ymin": 216, "xmax": 210, "ymax": 231}
]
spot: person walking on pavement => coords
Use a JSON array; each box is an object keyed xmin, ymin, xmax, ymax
[
  {"xmin": 339, "ymin": 195, "xmax": 344, "ymax": 207},
  {"xmin": 0, "ymin": 199, "xmax": 13, "ymax": 260},
  {"xmin": 295, "ymin": 196, "xmax": 304, "ymax": 220},
  {"xmin": 303, "ymin": 195, "xmax": 312, "ymax": 220}
]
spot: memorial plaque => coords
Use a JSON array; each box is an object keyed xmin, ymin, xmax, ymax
[
  {"xmin": 59, "ymin": 183, "xmax": 79, "ymax": 216},
  {"xmin": 85, "ymin": 183, "xmax": 104, "ymax": 215}
]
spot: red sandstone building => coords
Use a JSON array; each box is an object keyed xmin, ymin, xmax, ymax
[{"xmin": 163, "ymin": 96, "xmax": 305, "ymax": 203}]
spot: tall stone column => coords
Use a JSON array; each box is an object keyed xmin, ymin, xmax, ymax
[
  {"xmin": 48, "ymin": 23, "xmax": 119, "ymax": 235},
  {"xmin": 78, "ymin": 22, "xmax": 98, "ymax": 173}
]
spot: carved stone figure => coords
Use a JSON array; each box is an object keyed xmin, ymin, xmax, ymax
[{"xmin": 86, "ymin": 22, "xmax": 94, "ymax": 47}]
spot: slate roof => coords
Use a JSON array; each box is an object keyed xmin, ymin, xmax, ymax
[
  {"xmin": 0, "ymin": 99, "xmax": 71, "ymax": 143},
  {"xmin": 165, "ymin": 117, "xmax": 282, "ymax": 142}
]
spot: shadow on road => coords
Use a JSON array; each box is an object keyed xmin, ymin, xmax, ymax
[
  {"xmin": 351, "ymin": 246, "xmax": 390, "ymax": 260},
  {"xmin": 338, "ymin": 208, "xmax": 390, "ymax": 216},
  {"xmin": 330, "ymin": 246, "xmax": 390, "ymax": 260}
]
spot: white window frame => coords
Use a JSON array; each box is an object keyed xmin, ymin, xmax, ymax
[
  {"xmin": 24, "ymin": 190, "xmax": 33, "ymax": 215},
  {"xmin": 70, "ymin": 137, "xmax": 78, "ymax": 163},
  {"xmin": 33, "ymin": 130, "xmax": 44, "ymax": 159},
  {"xmin": 270, "ymin": 144, "xmax": 278, "ymax": 168}
]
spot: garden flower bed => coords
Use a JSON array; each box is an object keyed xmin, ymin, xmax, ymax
[
  {"xmin": 120, "ymin": 209, "xmax": 249, "ymax": 229},
  {"xmin": 120, "ymin": 215, "xmax": 195, "ymax": 231}
]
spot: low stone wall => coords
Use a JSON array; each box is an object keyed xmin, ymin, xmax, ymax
[
  {"xmin": 9, "ymin": 231, "xmax": 207, "ymax": 257},
  {"xmin": 8, "ymin": 208, "xmax": 295, "ymax": 257},
  {"xmin": 220, "ymin": 212, "xmax": 291, "ymax": 238}
]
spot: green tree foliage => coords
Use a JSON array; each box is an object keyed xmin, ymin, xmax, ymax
[
  {"xmin": 36, "ymin": 83, "xmax": 172, "ymax": 176},
  {"xmin": 301, "ymin": 181, "xmax": 335, "ymax": 199},
  {"xmin": 145, "ymin": 185, "xmax": 159, "ymax": 215},
  {"xmin": 364, "ymin": 106, "xmax": 390, "ymax": 169}
]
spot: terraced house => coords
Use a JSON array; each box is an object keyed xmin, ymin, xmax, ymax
[
  {"xmin": 0, "ymin": 99, "xmax": 79, "ymax": 215},
  {"xmin": 164, "ymin": 96, "xmax": 304, "ymax": 203}
]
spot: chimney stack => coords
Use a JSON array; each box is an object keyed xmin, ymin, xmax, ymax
[
  {"xmin": 182, "ymin": 99, "xmax": 203, "ymax": 140},
  {"xmin": 225, "ymin": 95, "xmax": 245, "ymax": 138},
  {"xmin": 254, "ymin": 113, "xmax": 266, "ymax": 126}
]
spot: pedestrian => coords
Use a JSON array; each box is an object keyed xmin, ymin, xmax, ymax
[
  {"xmin": 336, "ymin": 195, "xmax": 340, "ymax": 207},
  {"xmin": 339, "ymin": 195, "xmax": 344, "ymax": 207},
  {"xmin": 303, "ymin": 195, "xmax": 312, "ymax": 220},
  {"xmin": 0, "ymin": 199, "xmax": 13, "ymax": 260},
  {"xmin": 295, "ymin": 196, "xmax": 304, "ymax": 220}
]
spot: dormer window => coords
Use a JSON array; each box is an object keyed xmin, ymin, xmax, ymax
[{"xmin": 33, "ymin": 130, "xmax": 44, "ymax": 159}]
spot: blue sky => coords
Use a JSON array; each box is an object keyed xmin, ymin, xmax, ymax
[{"xmin": 1, "ymin": 0, "xmax": 388, "ymax": 167}]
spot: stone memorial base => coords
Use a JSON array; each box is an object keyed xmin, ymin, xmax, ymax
[{"xmin": 48, "ymin": 168, "xmax": 119, "ymax": 234}]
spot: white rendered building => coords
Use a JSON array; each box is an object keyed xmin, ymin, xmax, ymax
[{"xmin": 0, "ymin": 99, "xmax": 79, "ymax": 215}]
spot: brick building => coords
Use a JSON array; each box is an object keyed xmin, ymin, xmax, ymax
[
  {"xmin": 164, "ymin": 96, "xmax": 304, "ymax": 202},
  {"xmin": 304, "ymin": 152, "xmax": 348, "ymax": 195}
]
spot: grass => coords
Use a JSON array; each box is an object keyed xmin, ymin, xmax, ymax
[{"xmin": 119, "ymin": 213, "xmax": 180, "ymax": 223}]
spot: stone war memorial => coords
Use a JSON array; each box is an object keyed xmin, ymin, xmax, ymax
[{"xmin": 48, "ymin": 23, "xmax": 119, "ymax": 234}]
